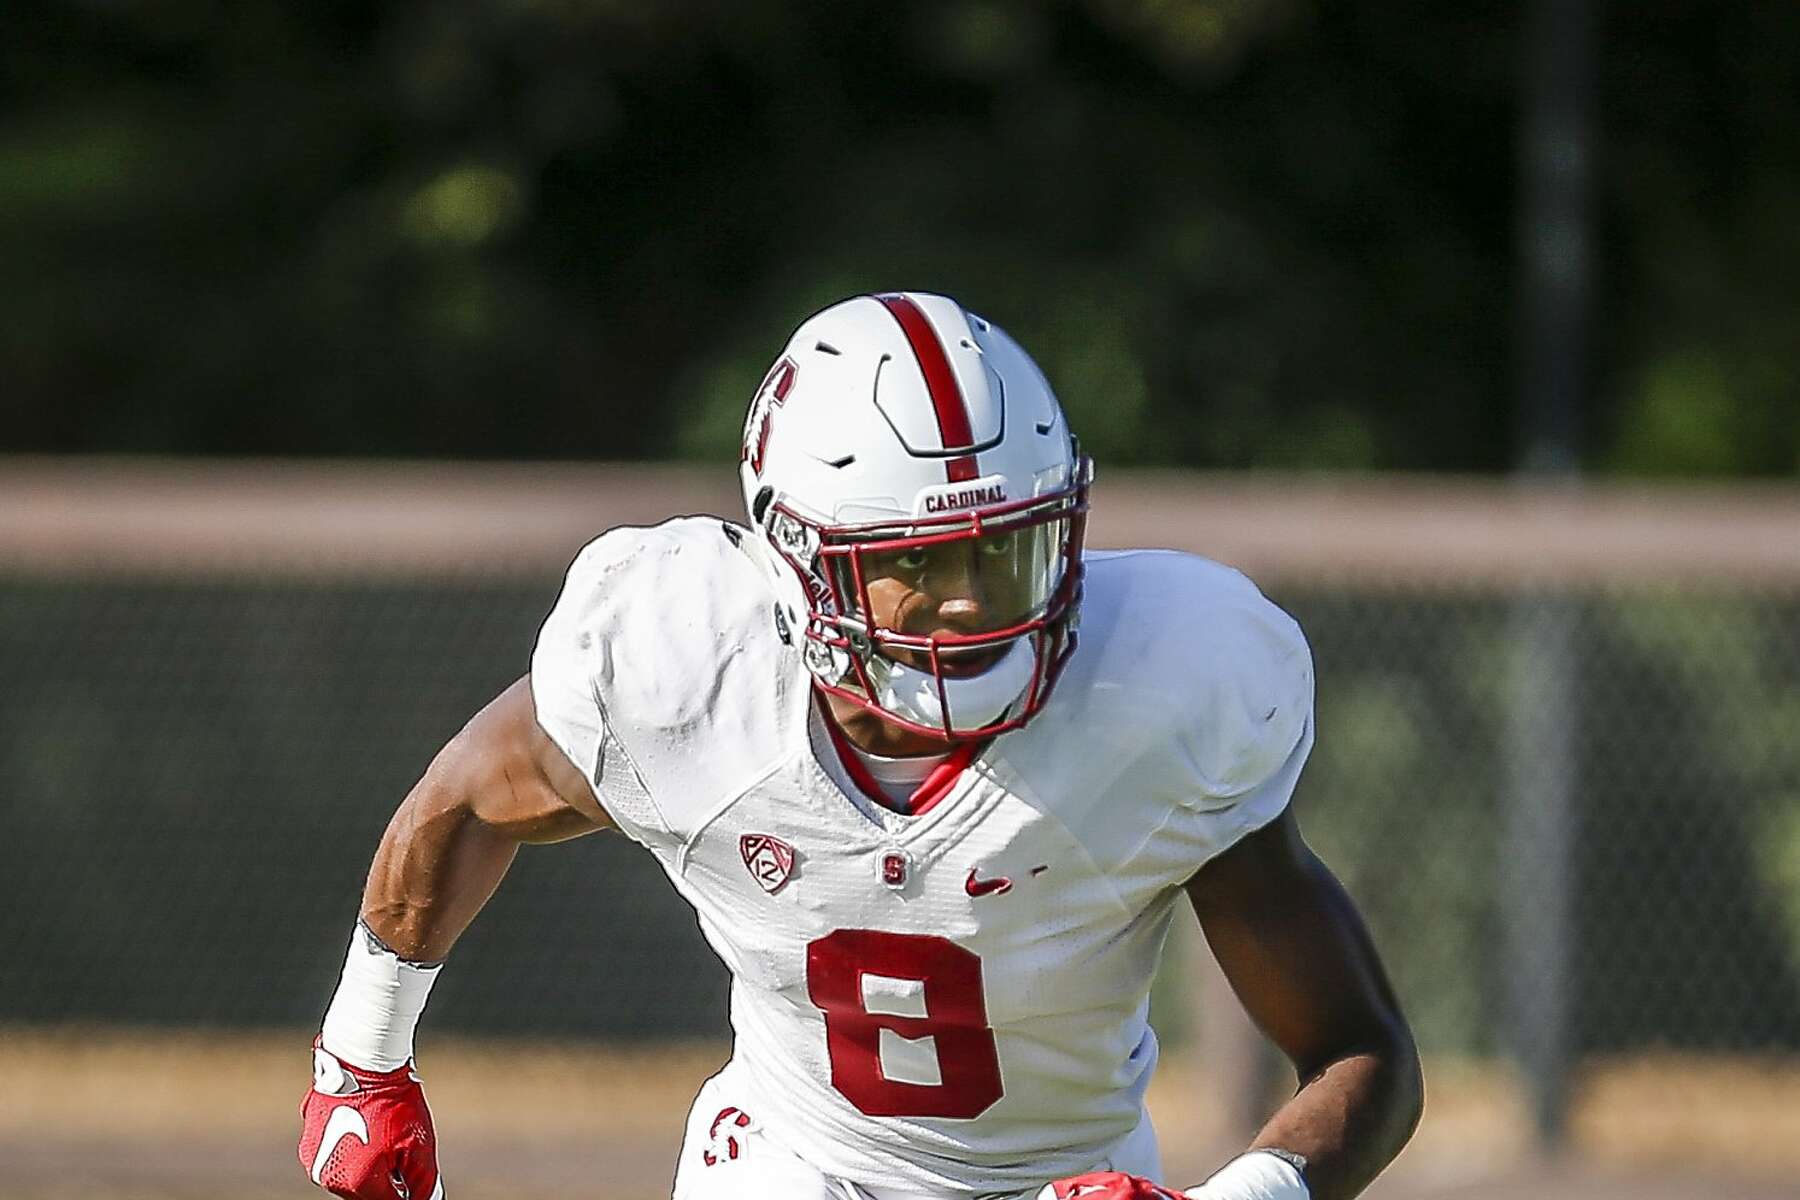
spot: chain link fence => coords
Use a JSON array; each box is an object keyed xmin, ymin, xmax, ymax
[
  {"xmin": 0, "ymin": 573, "xmax": 727, "ymax": 1037},
  {"xmin": 2, "ymin": 466, "xmax": 1797, "ymax": 1155},
  {"xmin": 1295, "ymin": 587, "xmax": 1800, "ymax": 1050},
  {"xmin": 5, "ymin": 575, "xmax": 1794, "ymax": 1052}
]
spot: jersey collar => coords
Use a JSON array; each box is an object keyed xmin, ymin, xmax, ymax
[{"xmin": 818, "ymin": 695, "xmax": 986, "ymax": 817}]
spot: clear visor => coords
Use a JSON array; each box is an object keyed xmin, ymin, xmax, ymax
[{"xmin": 828, "ymin": 517, "xmax": 1069, "ymax": 641}]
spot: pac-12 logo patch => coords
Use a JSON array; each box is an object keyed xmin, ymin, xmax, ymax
[{"xmin": 739, "ymin": 833, "xmax": 797, "ymax": 894}]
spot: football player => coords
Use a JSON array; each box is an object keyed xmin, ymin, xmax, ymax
[{"xmin": 299, "ymin": 293, "xmax": 1422, "ymax": 1200}]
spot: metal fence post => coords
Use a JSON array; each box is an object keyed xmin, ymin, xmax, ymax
[
  {"xmin": 1511, "ymin": 0, "xmax": 1594, "ymax": 1149},
  {"xmin": 1502, "ymin": 591, "xmax": 1577, "ymax": 1149}
]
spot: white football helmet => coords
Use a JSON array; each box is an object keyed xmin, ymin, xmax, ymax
[{"xmin": 739, "ymin": 292, "xmax": 1091, "ymax": 741}]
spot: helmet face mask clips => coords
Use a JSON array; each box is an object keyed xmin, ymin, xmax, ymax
[{"xmin": 740, "ymin": 291, "xmax": 1092, "ymax": 742}]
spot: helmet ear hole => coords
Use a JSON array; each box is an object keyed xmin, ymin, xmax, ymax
[{"xmin": 751, "ymin": 485, "xmax": 775, "ymax": 526}]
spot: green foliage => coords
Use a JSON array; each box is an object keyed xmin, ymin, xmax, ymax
[{"xmin": 0, "ymin": 0, "xmax": 1793, "ymax": 473}]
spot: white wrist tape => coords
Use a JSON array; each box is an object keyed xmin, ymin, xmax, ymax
[
  {"xmin": 1185, "ymin": 1151, "xmax": 1310, "ymax": 1200},
  {"xmin": 319, "ymin": 924, "xmax": 442, "ymax": 1072}
]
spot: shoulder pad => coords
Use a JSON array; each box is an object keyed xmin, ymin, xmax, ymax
[
  {"xmin": 1003, "ymin": 550, "xmax": 1313, "ymax": 880},
  {"xmin": 531, "ymin": 517, "xmax": 799, "ymax": 844}
]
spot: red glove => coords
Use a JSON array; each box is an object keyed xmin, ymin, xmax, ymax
[
  {"xmin": 299, "ymin": 1041, "xmax": 443, "ymax": 1200},
  {"xmin": 1038, "ymin": 1172, "xmax": 1188, "ymax": 1200}
]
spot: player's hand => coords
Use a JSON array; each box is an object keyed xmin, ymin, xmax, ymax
[
  {"xmin": 1037, "ymin": 1171, "xmax": 1187, "ymax": 1200},
  {"xmin": 298, "ymin": 1041, "xmax": 443, "ymax": 1199}
]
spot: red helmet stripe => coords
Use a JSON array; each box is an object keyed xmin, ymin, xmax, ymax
[{"xmin": 877, "ymin": 294, "xmax": 980, "ymax": 482}]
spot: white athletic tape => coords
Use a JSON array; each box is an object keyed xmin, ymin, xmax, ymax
[
  {"xmin": 1185, "ymin": 1150, "xmax": 1309, "ymax": 1200},
  {"xmin": 319, "ymin": 925, "xmax": 441, "ymax": 1073}
]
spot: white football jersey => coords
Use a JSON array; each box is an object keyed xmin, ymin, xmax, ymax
[{"xmin": 531, "ymin": 517, "xmax": 1314, "ymax": 1195}]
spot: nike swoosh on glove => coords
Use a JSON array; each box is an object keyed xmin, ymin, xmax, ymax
[
  {"xmin": 299, "ymin": 1040, "xmax": 443, "ymax": 1200},
  {"xmin": 1037, "ymin": 1171, "xmax": 1188, "ymax": 1200}
]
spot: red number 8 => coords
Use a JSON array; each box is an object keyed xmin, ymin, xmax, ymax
[{"xmin": 806, "ymin": 929, "xmax": 1004, "ymax": 1118}]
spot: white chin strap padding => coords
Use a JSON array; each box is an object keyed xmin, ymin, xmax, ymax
[{"xmin": 873, "ymin": 638, "xmax": 1035, "ymax": 733}]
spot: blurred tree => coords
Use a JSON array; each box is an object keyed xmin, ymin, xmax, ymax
[{"xmin": 0, "ymin": 0, "xmax": 1792, "ymax": 473}]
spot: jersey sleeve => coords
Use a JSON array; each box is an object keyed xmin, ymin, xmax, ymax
[
  {"xmin": 529, "ymin": 531, "xmax": 679, "ymax": 850},
  {"xmin": 1161, "ymin": 560, "xmax": 1314, "ymax": 865},
  {"xmin": 530, "ymin": 517, "xmax": 797, "ymax": 852},
  {"xmin": 1065, "ymin": 552, "xmax": 1314, "ymax": 883}
]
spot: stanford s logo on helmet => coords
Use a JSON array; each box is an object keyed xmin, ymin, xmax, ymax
[
  {"xmin": 742, "ymin": 357, "xmax": 798, "ymax": 475},
  {"xmin": 739, "ymin": 292, "xmax": 1091, "ymax": 741}
]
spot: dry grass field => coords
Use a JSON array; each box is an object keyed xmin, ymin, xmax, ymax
[{"xmin": 2, "ymin": 1029, "xmax": 1797, "ymax": 1199}]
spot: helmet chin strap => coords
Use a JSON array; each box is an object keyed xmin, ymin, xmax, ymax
[{"xmin": 869, "ymin": 639, "xmax": 1036, "ymax": 734}]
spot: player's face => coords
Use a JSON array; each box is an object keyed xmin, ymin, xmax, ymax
[{"xmin": 853, "ymin": 523, "xmax": 1063, "ymax": 676}]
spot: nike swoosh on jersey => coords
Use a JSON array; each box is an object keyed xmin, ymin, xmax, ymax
[
  {"xmin": 964, "ymin": 867, "xmax": 1013, "ymax": 897},
  {"xmin": 310, "ymin": 1104, "xmax": 370, "ymax": 1184}
]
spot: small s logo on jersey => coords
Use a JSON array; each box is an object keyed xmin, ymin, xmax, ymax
[
  {"xmin": 879, "ymin": 849, "xmax": 910, "ymax": 889},
  {"xmin": 739, "ymin": 834, "xmax": 796, "ymax": 894}
]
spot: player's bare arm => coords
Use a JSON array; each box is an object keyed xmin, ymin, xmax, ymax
[
  {"xmin": 298, "ymin": 678, "xmax": 610, "ymax": 1198},
  {"xmin": 1186, "ymin": 809, "xmax": 1424, "ymax": 1200},
  {"xmin": 361, "ymin": 676, "xmax": 612, "ymax": 960}
]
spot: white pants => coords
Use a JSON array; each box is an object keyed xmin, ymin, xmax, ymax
[{"xmin": 671, "ymin": 1061, "xmax": 1162, "ymax": 1200}]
